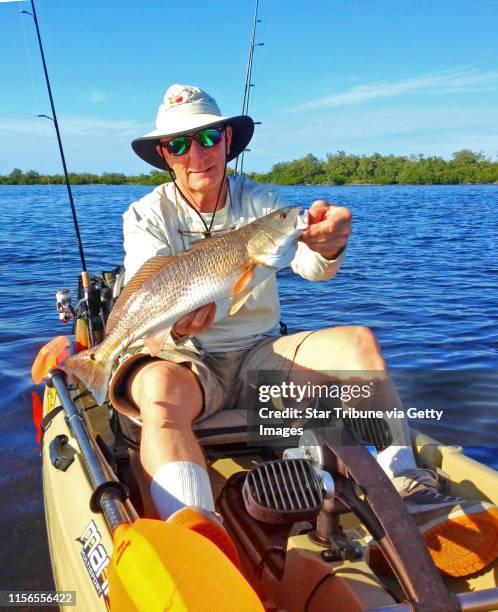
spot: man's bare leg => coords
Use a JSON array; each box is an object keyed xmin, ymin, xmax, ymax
[{"xmin": 127, "ymin": 359, "xmax": 214, "ymax": 519}]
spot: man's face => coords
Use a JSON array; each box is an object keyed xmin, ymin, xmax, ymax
[{"xmin": 157, "ymin": 126, "xmax": 232, "ymax": 194}]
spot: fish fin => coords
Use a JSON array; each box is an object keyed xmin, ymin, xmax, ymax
[
  {"xmin": 106, "ymin": 255, "xmax": 176, "ymax": 333},
  {"xmin": 229, "ymin": 287, "xmax": 255, "ymax": 315},
  {"xmin": 231, "ymin": 263, "xmax": 255, "ymax": 296},
  {"xmin": 62, "ymin": 350, "xmax": 114, "ymax": 406},
  {"xmin": 143, "ymin": 326, "xmax": 172, "ymax": 357}
]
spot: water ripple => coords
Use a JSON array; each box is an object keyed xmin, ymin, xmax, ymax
[{"xmin": 1, "ymin": 184, "xmax": 497, "ymax": 590}]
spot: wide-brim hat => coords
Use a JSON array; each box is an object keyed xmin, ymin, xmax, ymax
[{"xmin": 132, "ymin": 84, "xmax": 254, "ymax": 170}]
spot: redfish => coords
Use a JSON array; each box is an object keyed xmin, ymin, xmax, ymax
[{"xmin": 63, "ymin": 206, "xmax": 307, "ymax": 404}]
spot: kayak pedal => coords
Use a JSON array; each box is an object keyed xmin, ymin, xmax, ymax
[{"xmin": 243, "ymin": 458, "xmax": 323, "ymax": 524}]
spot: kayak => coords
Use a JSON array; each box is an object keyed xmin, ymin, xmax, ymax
[{"xmin": 33, "ymin": 276, "xmax": 498, "ymax": 612}]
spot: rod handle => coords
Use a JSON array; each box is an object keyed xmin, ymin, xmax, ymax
[{"xmin": 81, "ymin": 271, "xmax": 91, "ymax": 289}]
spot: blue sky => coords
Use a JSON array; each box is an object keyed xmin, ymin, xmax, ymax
[{"xmin": 1, "ymin": 0, "xmax": 497, "ymax": 174}]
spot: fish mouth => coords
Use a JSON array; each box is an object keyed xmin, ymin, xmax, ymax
[{"xmin": 295, "ymin": 208, "xmax": 309, "ymax": 230}]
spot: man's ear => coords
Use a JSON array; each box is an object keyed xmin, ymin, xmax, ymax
[{"xmin": 225, "ymin": 125, "xmax": 233, "ymax": 154}]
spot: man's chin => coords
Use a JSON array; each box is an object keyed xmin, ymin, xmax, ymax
[{"xmin": 188, "ymin": 170, "xmax": 220, "ymax": 191}]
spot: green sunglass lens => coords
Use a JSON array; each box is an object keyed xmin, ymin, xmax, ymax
[
  {"xmin": 167, "ymin": 137, "xmax": 190, "ymax": 155},
  {"xmin": 195, "ymin": 129, "xmax": 222, "ymax": 148}
]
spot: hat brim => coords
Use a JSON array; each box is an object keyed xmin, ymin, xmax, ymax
[{"xmin": 131, "ymin": 115, "xmax": 254, "ymax": 170}]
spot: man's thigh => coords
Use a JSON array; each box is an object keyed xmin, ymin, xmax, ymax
[
  {"xmin": 237, "ymin": 326, "xmax": 383, "ymax": 405},
  {"xmin": 240, "ymin": 326, "xmax": 375, "ymax": 374},
  {"xmin": 237, "ymin": 331, "xmax": 328, "ymax": 406}
]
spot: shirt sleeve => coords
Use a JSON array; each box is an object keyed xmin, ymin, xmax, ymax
[
  {"xmin": 123, "ymin": 200, "xmax": 171, "ymax": 283},
  {"xmin": 291, "ymin": 242, "xmax": 346, "ymax": 281}
]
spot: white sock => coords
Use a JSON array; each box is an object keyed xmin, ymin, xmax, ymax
[
  {"xmin": 151, "ymin": 461, "xmax": 215, "ymax": 520},
  {"xmin": 376, "ymin": 445, "xmax": 417, "ymax": 479}
]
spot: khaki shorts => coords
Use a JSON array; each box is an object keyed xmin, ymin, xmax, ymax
[{"xmin": 109, "ymin": 330, "xmax": 319, "ymax": 423}]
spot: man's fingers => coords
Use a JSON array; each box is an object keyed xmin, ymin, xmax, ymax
[
  {"xmin": 191, "ymin": 303, "xmax": 216, "ymax": 330},
  {"xmin": 307, "ymin": 200, "xmax": 329, "ymax": 224},
  {"xmin": 303, "ymin": 217, "xmax": 352, "ymax": 240},
  {"xmin": 173, "ymin": 303, "xmax": 216, "ymax": 334},
  {"xmin": 305, "ymin": 224, "xmax": 352, "ymax": 242},
  {"xmin": 173, "ymin": 311, "xmax": 195, "ymax": 332},
  {"xmin": 204, "ymin": 302, "xmax": 217, "ymax": 329}
]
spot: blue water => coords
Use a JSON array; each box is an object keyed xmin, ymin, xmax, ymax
[{"xmin": 1, "ymin": 184, "xmax": 497, "ymax": 591}]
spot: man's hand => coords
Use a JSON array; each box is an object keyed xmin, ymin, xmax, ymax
[
  {"xmin": 173, "ymin": 302, "xmax": 217, "ymax": 336},
  {"xmin": 301, "ymin": 200, "xmax": 352, "ymax": 260}
]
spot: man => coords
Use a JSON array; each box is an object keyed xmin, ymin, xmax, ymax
[{"xmin": 110, "ymin": 84, "xmax": 498, "ymax": 577}]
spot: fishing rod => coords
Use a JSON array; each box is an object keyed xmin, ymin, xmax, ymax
[
  {"xmin": 21, "ymin": 0, "xmax": 87, "ymax": 272},
  {"xmin": 19, "ymin": 0, "xmax": 107, "ymax": 344},
  {"xmin": 234, "ymin": 0, "xmax": 263, "ymax": 176}
]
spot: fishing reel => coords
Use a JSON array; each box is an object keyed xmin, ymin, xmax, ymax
[
  {"xmin": 55, "ymin": 288, "xmax": 75, "ymax": 324},
  {"xmin": 56, "ymin": 266, "xmax": 123, "ymax": 347}
]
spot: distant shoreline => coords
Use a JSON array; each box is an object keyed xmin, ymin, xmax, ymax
[
  {"xmin": 3, "ymin": 182, "xmax": 497, "ymax": 187},
  {"xmin": 2, "ymin": 149, "xmax": 497, "ymax": 186}
]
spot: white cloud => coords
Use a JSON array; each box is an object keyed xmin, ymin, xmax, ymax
[
  {"xmin": 0, "ymin": 115, "xmax": 154, "ymax": 173},
  {"xmin": 243, "ymin": 105, "xmax": 498, "ymax": 171},
  {"xmin": 0, "ymin": 116, "xmax": 148, "ymax": 142},
  {"xmin": 89, "ymin": 89, "xmax": 107, "ymax": 103},
  {"xmin": 293, "ymin": 67, "xmax": 498, "ymax": 111}
]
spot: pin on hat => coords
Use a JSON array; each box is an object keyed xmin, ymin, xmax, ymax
[{"xmin": 131, "ymin": 85, "xmax": 254, "ymax": 170}]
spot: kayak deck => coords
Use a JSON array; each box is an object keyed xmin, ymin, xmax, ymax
[{"xmin": 42, "ymin": 384, "xmax": 498, "ymax": 611}]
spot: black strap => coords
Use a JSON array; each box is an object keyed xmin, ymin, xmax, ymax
[
  {"xmin": 41, "ymin": 405, "xmax": 64, "ymax": 436},
  {"xmin": 110, "ymin": 409, "xmax": 144, "ymax": 515}
]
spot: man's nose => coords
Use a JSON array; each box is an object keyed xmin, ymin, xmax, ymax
[{"xmin": 188, "ymin": 138, "xmax": 209, "ymax": 162}]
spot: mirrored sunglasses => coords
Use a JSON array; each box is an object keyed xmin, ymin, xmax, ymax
[{"xmin": 161, "ymin": 127, "xmax": 224, "ymax": 156}]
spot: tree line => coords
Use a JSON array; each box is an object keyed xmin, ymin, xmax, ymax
[
  {"xmin": 1, "ymin": 150, "xmax": 497, "ymax": 186},
  {"xmin": 246, "ymin": 150, "xmax": 498, "ymax": 185},
  {"xmin": 0, "ymin": 168, "xmax": 169, "ymax": 186}
]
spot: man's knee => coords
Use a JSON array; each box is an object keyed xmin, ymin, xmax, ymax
[
  {"xmin": 337, "ymin": 325, "xmax": 385, "ymax": 369},
  {"xmin": 349, "ymin": 325, "xmax": 381, "ymax": 352},
  {"xmin": 127, "ymin": 359, "xmax": 203, "ymax": 426},
  {"xmin": 303, "ymin": 325, "xmax": 386, "ymax": 370}
]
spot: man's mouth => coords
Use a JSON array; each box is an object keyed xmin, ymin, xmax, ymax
[{"xmin": 189, "ymin": 166, "xmax": 214, "ymax": 175}]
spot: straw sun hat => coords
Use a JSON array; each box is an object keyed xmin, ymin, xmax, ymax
[{"xmin": 131, "ymin": 84, "xmax": 254, "ymax": 170}]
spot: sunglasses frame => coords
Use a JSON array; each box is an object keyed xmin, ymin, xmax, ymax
[{"xmin": 160, "ymin": 126, "xmax": 225, "ymax": 157}]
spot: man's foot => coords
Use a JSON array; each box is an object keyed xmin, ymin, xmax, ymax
[{"xmin": 392, "ymin": 469, "xmax": 498, "ymax": 577}]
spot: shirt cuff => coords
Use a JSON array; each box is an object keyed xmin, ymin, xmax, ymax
[{"xmin": 313, "ymin": 245, "xmax": 346, "ymax": 264}]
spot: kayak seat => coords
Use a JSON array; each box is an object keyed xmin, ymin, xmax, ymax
[{"xmin": 193, "ymin": 408, "xmax": 249, "ymax": 446}]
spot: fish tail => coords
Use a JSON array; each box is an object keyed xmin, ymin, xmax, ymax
[{"xmin": 62, "ymin": 349, "xmax": 114, "ymax": 406}]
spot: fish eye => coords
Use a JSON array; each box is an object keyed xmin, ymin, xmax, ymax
[{"xmin": 279, "ymin": 211, "xmax": 288, "ymax": 220}]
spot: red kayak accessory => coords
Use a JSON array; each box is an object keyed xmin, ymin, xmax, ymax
[
  {"xmin": 31, "ymin": 336, "xmax": 70, "ymax": 384},
  {"xmin": 31, "ymin": 391, "xmax": 43, "ymax": 445}
]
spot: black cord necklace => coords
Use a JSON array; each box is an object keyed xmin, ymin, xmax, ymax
[{"xmin": 159, "ymin": 136, "xmax": 231, "ymax": 239}]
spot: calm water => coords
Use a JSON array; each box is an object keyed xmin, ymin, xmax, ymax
[{"xmin": 1, "ymin": 184, "xmax": 497, "ymax": 592}]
